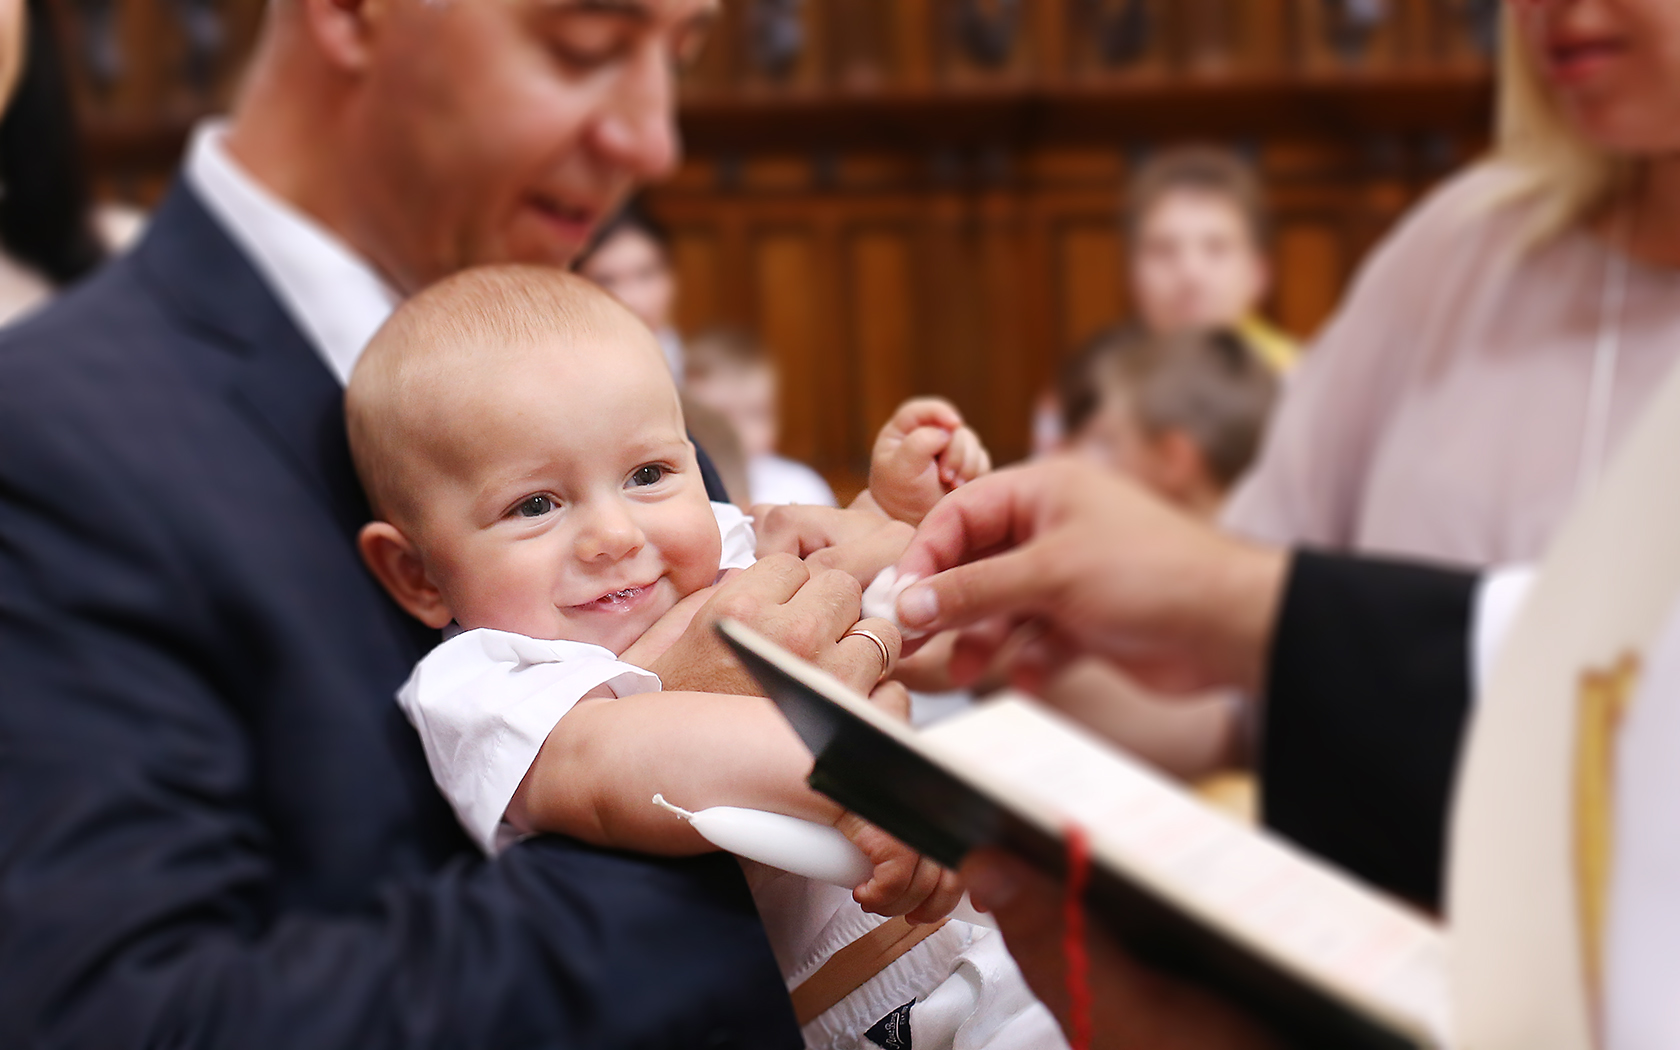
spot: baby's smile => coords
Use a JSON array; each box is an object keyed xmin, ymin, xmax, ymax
[{"xmin": 570, "ymin": 579, "xmax": 659, "ymax": 612}]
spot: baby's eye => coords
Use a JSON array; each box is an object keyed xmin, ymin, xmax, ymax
[
  {"xmin": 515, "ymin": 494, "xmax": 557, "ymax": 518},
  {"xmin": 628, "ymin": 464, "xmax": 667, "ymax": 488}
]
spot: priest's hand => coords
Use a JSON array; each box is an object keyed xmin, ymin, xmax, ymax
[{"xmin": 891, "ymin": 459, "xmax": 1288, "ymax": 696}]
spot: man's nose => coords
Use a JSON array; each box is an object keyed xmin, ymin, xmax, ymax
[
  {"xmin": 593, "ymin": 46, "xmax": 681, "ymax": 180},
  {"xmin": 575, "ymin": 499, "xmax": 647, "ymax": 562}
]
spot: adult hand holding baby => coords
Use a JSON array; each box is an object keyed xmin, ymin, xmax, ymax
[{"xmin": 648, "ymin": 552, "xmax": 903, "ymax": 698}]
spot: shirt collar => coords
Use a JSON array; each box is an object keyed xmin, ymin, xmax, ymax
[{"xmin": 185, "ymin": 120, "xmax": 400, "ymax": 385}]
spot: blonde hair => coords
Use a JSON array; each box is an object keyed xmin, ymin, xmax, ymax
[
  {"xmin": 346, "ymin": 266, "xmax": 660, "ymax": 526},
  {"xmin": 1488, "ymin": 7, "xmax": 1632, "ymax": 245}
]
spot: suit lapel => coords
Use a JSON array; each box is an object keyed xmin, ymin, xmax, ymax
[{"xmin": 132, "ymin": 182, "xmax": 373, "ymax": 540}]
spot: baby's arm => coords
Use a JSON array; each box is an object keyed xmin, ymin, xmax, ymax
[
  {"xmin": 507, "ymin": 690, "xmax": 830, "ymax": 852},
  {"xmin": 868, "ymin": 397, "xmax": 993, "ymax": 525},
  {"xmin": 506, "ymin": 689, "xmax": 960, "ymax": 918}
]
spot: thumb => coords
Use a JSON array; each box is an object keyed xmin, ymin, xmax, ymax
[{"xmin": 895, "ymin": 544, "xmax": 1052, "ymax": 634}]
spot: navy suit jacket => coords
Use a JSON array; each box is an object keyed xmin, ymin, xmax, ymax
[{"xmin": 0, "ymin": 183, "xmax": 799, "ymax": 1048}]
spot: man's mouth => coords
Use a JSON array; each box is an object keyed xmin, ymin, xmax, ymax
[{"xmin": 528, "ymin": 195, "xmax": 599, "ymax": 240}]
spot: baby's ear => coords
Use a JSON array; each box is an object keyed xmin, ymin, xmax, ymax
[{"xmin": 358, "ymin": 521, "xmax": 454, "ymax": 629}]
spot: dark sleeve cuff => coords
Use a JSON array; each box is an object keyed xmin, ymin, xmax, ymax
[{"xmin": 1259, "ymin": 549, "xmax": 1478, "ymax": 907}]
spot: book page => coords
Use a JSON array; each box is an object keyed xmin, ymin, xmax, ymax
[{"xmin": 923, "ymin": 695, "xmax": 1450, "ymax": 1046}]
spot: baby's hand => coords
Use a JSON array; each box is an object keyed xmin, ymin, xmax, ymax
[
  {"xmin": 869, "ymin": 398, "xmax": 993, "ymax": 526},
  {"xmin": 837, "ymin": 812, "xmax": 963, "ymax": 924}
]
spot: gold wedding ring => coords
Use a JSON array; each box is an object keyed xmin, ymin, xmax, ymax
[{"xmin": 842, "ymin": 626, "xmax": 892, "ymax": 682}]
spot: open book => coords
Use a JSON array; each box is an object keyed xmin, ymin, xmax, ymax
[{"xmin": 718, "ymin": 619, "xmax": 1450, "ymax": 1050}]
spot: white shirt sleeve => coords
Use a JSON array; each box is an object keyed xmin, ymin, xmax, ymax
[
  {"xmin": 1471, "ymin": 564, "xmax": 1537, "ymax": 700},
  {"xmin": 713, "ymin": 501, "xmax": 757, "ymax": 572},
  {"xmin": 394, "ymin": 628, "xmax": 660, "ymax": 855}
]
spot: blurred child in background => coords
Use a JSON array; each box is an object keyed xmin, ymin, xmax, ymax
[
  {"xmin": 1074, "ymin": 325, "xmax": 1277, "ymax": 520},
  {"xmin": 1048, "ymin": 325, "xmax": 1277, "ymax": 800},
  {"xmin": 686, "ymin": 326, "xmax": 839, "ymax": 508},
  {"xmin": 1126, "ymin": 145, "xmax": 1297, "ymax": 374}
]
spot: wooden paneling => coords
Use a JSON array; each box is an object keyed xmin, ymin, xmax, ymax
[{"xmin": 55, "ymin": 0, "xmax": 1499, "ymax": 481}]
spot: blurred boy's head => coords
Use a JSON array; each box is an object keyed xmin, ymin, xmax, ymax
[
  {"xmin": 684, "ymin": 327, "xmax": 778, "ymax": 459},
  {"xmin": 1074, "ymin": 326, "xmax": 1277, "ymax": 517},
  {"xmin": 1126, "ymin": 146, "xmax": 1271, "ymax": 337},
  {"xmin": 346, "ymin": 266, "xmax": 721, "ymax": 655}
]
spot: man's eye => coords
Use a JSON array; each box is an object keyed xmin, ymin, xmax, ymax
[
  {"xmin": 629, "ymin": 465, "xmax": 667, "ymax": 488},
  {"xmin": 516, "ymin": 495, "xmax": 557, "ymax": 518},
  {"xmin": 548, "ymin": 17, "xmax": 634, "ymax": 70}
]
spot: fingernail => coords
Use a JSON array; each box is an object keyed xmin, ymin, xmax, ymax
[
  {"xmin": 897, "ymin": 584, "xmax": 938, "ymax": 627},
  {"xmin": 966, "ymin": 861, "xmax": 1020, "ymax": 912}
]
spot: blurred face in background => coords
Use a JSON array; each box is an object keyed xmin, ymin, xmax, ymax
[
  {"xmin": 1512, "ymin": 0, "xmax": 1680, "ymax": 154},
  {"xmin": 339, "ymin": 0, "xmax": 714, "ymax": 293},
  {"xmin": 0, "ymin": 0, "xmax": 23, "ymax": 114},
  {"xmin": 687, "ymin": 365, "xmax": 777, "ymax": 459},
  {"xmin": 1131, "ymin": 190, "xmax": 1268, "ymax": 336},
  {"xmin": 577, "ymin": 226, "xmax": 677, "ymax": 332}
]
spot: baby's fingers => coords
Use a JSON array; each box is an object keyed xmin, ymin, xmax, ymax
[
  {"xmin": 886, "ymin": 397, "xmax": 964, "ymax": 439},
  {"xmin": 905, "ymin": 868, "xmax": 965, "ymax": 926},
  {"xmin": 938, "ymin": 427, "xmax": 992, "ymax": 488}
]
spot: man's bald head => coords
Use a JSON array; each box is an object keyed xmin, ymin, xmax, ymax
[{"xmin": 346, "ymin": 265, "xmax": 674, "ymax": 530}]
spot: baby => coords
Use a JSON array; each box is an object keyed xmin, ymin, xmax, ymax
[{"xmin": 346, "ymin": 267, "xmax": 1064, "ymax": 1050}]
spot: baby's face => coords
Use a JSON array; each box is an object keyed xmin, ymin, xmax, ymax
[{"xmin": 414, "ymin": 335, "xmax": 721, "ymax": 654}]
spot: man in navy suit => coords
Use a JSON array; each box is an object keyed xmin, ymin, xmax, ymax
[{"xmin": 0, "ymin": 0, "xmax": 895, "ymax": 1045}]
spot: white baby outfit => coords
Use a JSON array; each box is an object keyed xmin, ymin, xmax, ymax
[{"xmin": 396, "ymin": 503, "xmax": 1066, "ymax": 1050}]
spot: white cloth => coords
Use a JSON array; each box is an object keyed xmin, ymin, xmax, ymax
[
  {"xmin": 713, "ymin": 500, "xmax": 757, "ymax": 571},
  {"xmin": 185, "ymin": 121, "xmax": 399, "ymax": 385},
  {"xmin": 1471, "ymin": 565, "xmax": 1536, "ymax": 699},
  {"xmin": 1604, "ymin": 594, "xmax": 1680, "ymax": 1049},
  {"xmin": 862, "ymin": 566, "xmax": 929, "ymax": 641},
  {"xmin": 756, "ymin": 869, "xmax": 1061, "ymax": 1050},
  {"xmin": 396, "ymin": 630, "xmax": 658, "ymax": 855},
  {"xmin": 748, "ymin": 454, "xmax": 838, "ymax": 508}
]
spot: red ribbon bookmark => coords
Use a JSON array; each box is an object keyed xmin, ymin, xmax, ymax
[{"xmin": 1063, "ymin": 825, "xmax": 1093, "ymax": 1050}]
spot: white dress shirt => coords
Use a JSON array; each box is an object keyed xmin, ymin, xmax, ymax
[{"xmin": 185, "ymin": 121, "xmax": 399, "ymax": 385}]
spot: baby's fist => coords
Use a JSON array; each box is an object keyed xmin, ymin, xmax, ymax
[
  {"xmin": 869, "ymin": 398, "xmax": 993, "ymax": 525},
  {"xmin": 837, "ymin": 812, "xmax": 963, "ymax": 924}
]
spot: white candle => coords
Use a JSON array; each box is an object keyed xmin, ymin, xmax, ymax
[{"xmin": 653, "ymin": 794, "xmax": 874, "ymax": 888}]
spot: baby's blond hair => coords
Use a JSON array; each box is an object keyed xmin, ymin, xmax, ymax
[{"xmin": 346, "ymin": 266, "xmax": 664, "ymax": 529}]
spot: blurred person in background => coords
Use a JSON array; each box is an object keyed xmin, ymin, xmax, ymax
[
  {"xmin": 1228, "ymin": 0, "xmax": 1680, "ymax": 568},
  {"xmin": 1126, "ymin": 145, "xmax": 1298, "ymax": 374},
  {"xmin": 1074, "ymin": 326, "xmax": 1277, "ymax": 521},
  {"xmin": 1050, "ymin": 326, "xmax": 1278, "ymax": 792},
  {"xmin": 574, "ymin": 198, "xmax": 686, "ymax": 379},
  {"xmin": 1032, "ymin": 145, "xmax": 1289, "ymax": 457},
  {"xmin": 686, "ymin": 325, "xmax": 839, "ymax": 507},
  {"xmin": 0, "ymin": 0, "xmax": 141, "ymax": 325},
  {"xmin": 577, "ymin": 201, "xmax": 754, "ymax": 503}
]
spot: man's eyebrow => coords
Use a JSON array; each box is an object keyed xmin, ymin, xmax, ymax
[{"xmin": 534, "ymin": 0, "xmax": 654, "ymax": 18}]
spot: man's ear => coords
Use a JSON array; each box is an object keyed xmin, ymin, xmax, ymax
[
  {"xmin": 358, "ymin": 521, "xmax": 454, "ymax": 629},
  {"xmin": 298, "ymin": 0, "xmax": 390, "ymax": 72}
]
